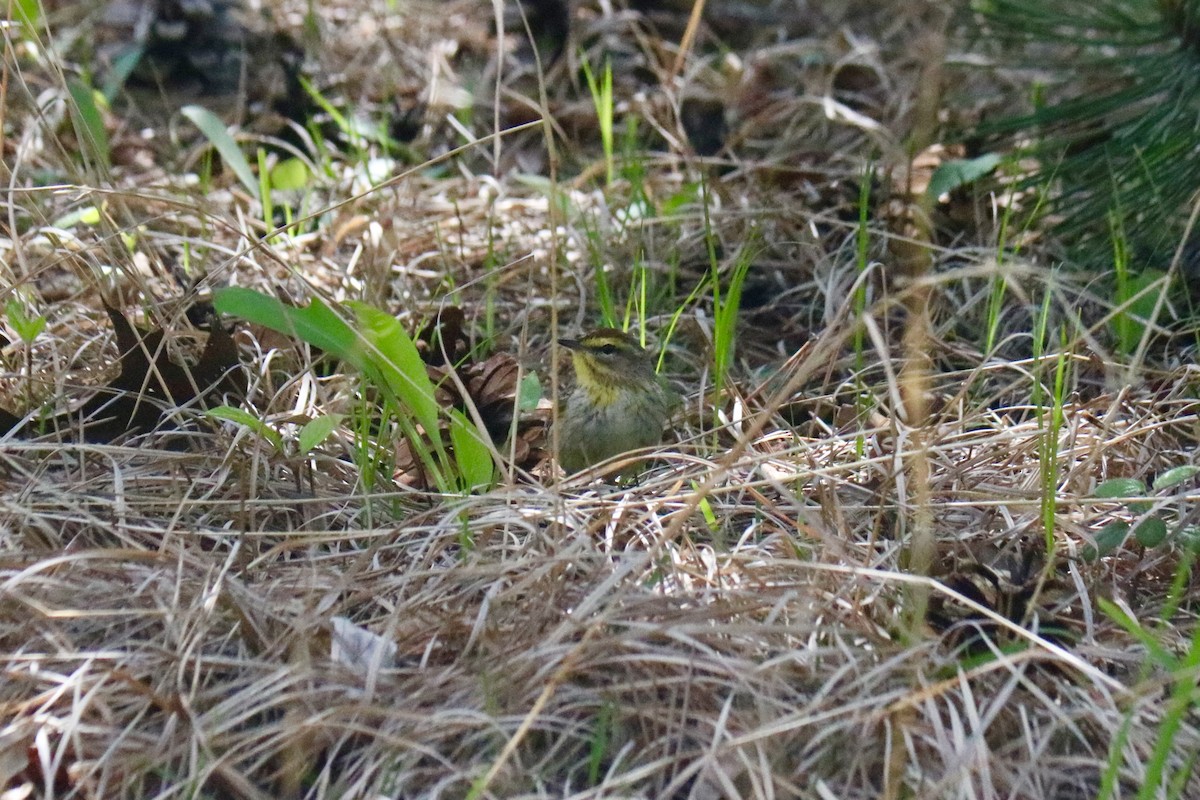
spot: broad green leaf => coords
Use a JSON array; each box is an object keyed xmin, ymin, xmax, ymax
[
  {"xmin": 927, "ymin": 153, "xmax": 1002, "ymax": 200},
  {"xmin": 213, "ymin": 288, "xmax": 360, "ymax": 367},
  {"xmin": 298, "ymin": 414, "xmax": 344, "ymax": 454},
  {"xmin": 181, "ymin": 105, "xmax": 260, "ymax": 200},
  {"xmin": 1083, "ymin": 521, "xmax": 1130, "ymax": 561},
  {"xmin": 347, "ymin": 301, "xmax": 439, "ymax": 438},
  {"xmin": 213, "ymin": 290, "xmax": 488, "ymax": 493},
  {"xmin": 1094, "ymin": 478, "xmax": 1146, "ymax": 500},
  {"xmin": 1152, "ymin": 466, "xmax": 1200, "ymax": 492},
  {"xmin": 449, "ymin": 410, "xmax": 493, "ymax": 491},
  {"xmin": 1133, "ymin": 517, "xmax": 1168, "ymax": 548},
  {"xmin": 206, "ymin": 405, "xmax": 282, "ymax": 449}
]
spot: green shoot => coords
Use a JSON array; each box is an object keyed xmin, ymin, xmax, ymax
[
  {"xmin": 712, "ymin": 241, "xmax": 754, "ymax": 402},
  {"xmin": 1111, "ymin": 212, "xmax": 1132, "ymax": 353},
  {"xmin": 580, "ymin": 55, "xmax": 615, "ymax": 186},
  {"xmin": 619, "ymin": 115, "xmax": 644, "ymax": 187},
  {"xmin": 5, "ymin": 294, "xmax": 47, "ymax": 410},
  {"xmin": 299, "ymin": 75, "xmax": 361, "ymax": 154},
  {"xmin": 983, "ymin": 199, "xmax": 1016, "ymax": 356},
  {"xmin": 1108, "ymin": 212, "xmax": 1169, "ymax": 357},
  {"xmin": 1032, "ymin": 282, "xmax": 1068, "ymax": 556},
  {"xmin": 622, "ymin": 251, "xmax": 649, "ymax": 340},
  {"xmin": 586, "ymin": 701, "xmax": 617, "ymax": 786},
  {"xmin": 259, "ymin": 153, "xmax": 312, "ymax": 241},
  {"xmin": 5, "ymin": 296, "xmax": 46, "ymax": 344},
  {"xmin": 1040, "ymin": 331, "xmax": 1068, "ymax": 555},
  {"xmin": 581, "ymin": 214, "xmax": 616, "ymax": 328},
  {"xmin": 257, "ymin": 148, "xmax": 275, "ymax": 239},
  {"xmin": 1097, "ymin": 713, "xmax": 1134, "ymax": 800}
]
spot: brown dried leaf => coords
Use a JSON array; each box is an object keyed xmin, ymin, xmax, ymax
[{"xmin": 0, "ymin": 302, "xmax": 244, "ymax": 442}]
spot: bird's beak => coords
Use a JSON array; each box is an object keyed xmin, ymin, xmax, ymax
[{"xmin": 558, "ymin": 338, "xmax": 582, "ymax": 351}]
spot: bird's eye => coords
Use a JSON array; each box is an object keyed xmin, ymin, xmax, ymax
[{"xmin": 598, "ymin": 343, "xmax": 618, "ymax": 356}]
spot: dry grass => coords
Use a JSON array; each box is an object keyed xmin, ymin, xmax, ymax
[{"xmin": 3, "ymin": 1, "xmax": 1200, "ymax": 798}]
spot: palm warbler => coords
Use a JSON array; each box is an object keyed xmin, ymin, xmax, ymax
[{"xmin": 557, "ymin": 328, "xmax": 678, "ymax": 474}]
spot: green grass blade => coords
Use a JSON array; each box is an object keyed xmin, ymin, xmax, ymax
[{"xmin": 206, "ymin": 405, "xmax": 282, "ymax": 450}]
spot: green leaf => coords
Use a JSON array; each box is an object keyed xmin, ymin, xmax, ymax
[
  {"xmin": 66, "ymin": 80, "xmax": 110, "ymax": 170},
  {"xmin": 206, "ymin": 405, "xmax": 282, "ymax": 449},
  {"xmin": 180, "ymin": 105, "xmax": 260, "ymax": 200},
  {"xmin": 51, "ymin": 205, "xmax": 103, "ymax": 229},
  {"xmin": 14, "ymin": 0, "xmax": 41, "ymax": 27},
  {"xmin": 1133, "ymin": 516, "xmax": 1168, "ymax": 548},
  {"xmin": 1083, "ymin": 521, "xmax": 1131, "ymax": 561},
  {"xmin": 257, "ymin": 148, "xmax": 272, "ymax": 231},
  {"xmin": 1177, "ymin": 526, "xmax": 1200, "ymax": 551},
  {"xmin": 215, "ymin": 289, "xmax": 469, "ymax": 492},
  {"xmin": 927, "ymin": 153, "xmax": 1002, "ymax": 200},
  {"xmin": 691, "ymin": 480, "xmax": 719, "ymax": 531},
  {"xmin": 5, "ymin": 299, "xmax": 45, "ymax": 343},
  {"xmin": 213, "ymin": 288, "xmax": 360, "ymax": 367},
  {"xmin": 346, "ymin": 301, "xmax": 440, "ymax": 438},
  {"xmin": 1114, "ymin": 269, "xmax": 1168, "ymax": 354},
  {"xmin": 269, "ymin": 157, "xmax": 310, "ymax": 191},
  {"xmin": 1153, "ymin": 465, "xmax": 1200, "ymax": 492},
  {"xmin": 448, "ymin": 410, "xmax": 493, "ymax": 491},
  {"xmin": 1094, "ymin": 478, "xmax": 1146, "ymax": 500},
  {"xmin": 661, "ymin": 181, "xmax": 702, "ymax": 215},
  {"xmin": 102, "ymin": 45, "xmax": 144, "ymax": 101},
  {"xmin": 517, "ymin": 372, "xmax": 542, "ymax": 413},
  {"xmin": 298, "ymin": 414, "xmax": 344, "ymax": 454}
]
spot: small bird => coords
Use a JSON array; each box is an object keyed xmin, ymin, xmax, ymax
[{"xmin": 557, "ymin": 328, "xmax": 678, "ymax": 475}]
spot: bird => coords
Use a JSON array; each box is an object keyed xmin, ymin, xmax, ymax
[{"xmin": 557, "ymin": 328, "xmax": 678, "ymax": 475}]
